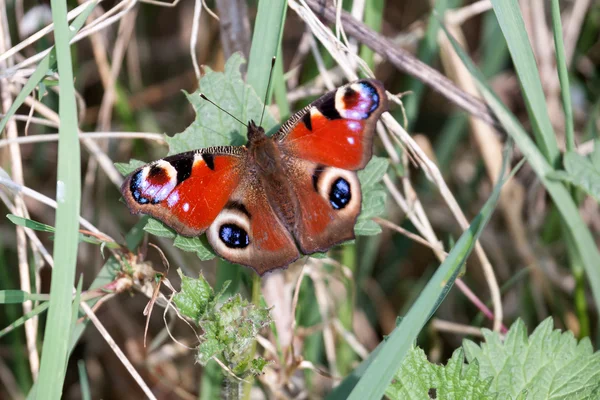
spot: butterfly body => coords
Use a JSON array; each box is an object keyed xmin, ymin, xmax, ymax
[{"xmin": 122, "ymin": 79, "xmax": 388, "ymax": 275}]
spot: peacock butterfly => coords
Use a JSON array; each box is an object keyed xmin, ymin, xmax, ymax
[{"xmin": 121, "ymin": 79, "xmax": 388, "ymax": 275}]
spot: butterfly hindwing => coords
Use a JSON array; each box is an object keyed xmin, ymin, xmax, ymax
[
  {"xmin": 276, "ymin": 79, "xmax": 388, "ymax": 171},
  {"xmin": 205, "ymin": 174, "xmax": 300, "ymax": 275},
  {"xmin": 121, "ymin": 148, "xmax": 245, "ymax": 237},
  {"xmin": 283, "ymin": 158, "xmax": 362, "ymax": 255}
]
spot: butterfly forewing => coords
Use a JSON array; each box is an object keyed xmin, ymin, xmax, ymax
[
  {"xmin": 121, "ymin": 148, "xmax": 246, "ymax": 237},
  {"xmin": 276, "ymin": 79, "xmax": 388, "ymax": 171}
]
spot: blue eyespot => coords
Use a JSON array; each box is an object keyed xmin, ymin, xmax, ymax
[
  {"xmin": 219, "ymin": 224, "xmax": 250, "ymax": 249},
  {"xmin": 329, "ymin": 178, "xmax": 351, "ymax": 210},
  {"xmin": 359, "ymin": 82, "xmax": 379, "ymax": 112},
  {"xmin": 130, "ymin": 171, "xmax": 149, "ymax": 204}
]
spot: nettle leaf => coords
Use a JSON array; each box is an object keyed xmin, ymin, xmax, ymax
[
  {"xmin": 548, "ymin": 149, "xmax": 600, "ymax": 203},
  {"xmin": 166, "ymin": 53, "xmax": 277, "ymax": 154},
  {"xmin": 143, "ymin": 218, "xmax": 176, "ymax": 239},
  {"xmin": 356, "ymin": 156, "xmax": 389, "ymax": 236},
  {"xmin": 115, "ymin": 159, "xmax": 145, "ymax": 176},
  {"xmin": 196, "ymin": 294, "xmax": 271, "ymax": 377},
  {"xmin": 173, "ymin": 236, "xmax": 215, "ymax": 260},
  {"xmin": 172, "ymin": 270, "xmax": 215, "ymax": 321},
  {"xmin": 463, "ymin": 318, "xmax": 600, "ymax": 400},
  {"xmin": 386, "ymin": 346, "xmax": 495, "ymax": 400},
  {"xmin": 358, "ymin": 156, "xmax": 389, "ymax": 189}
]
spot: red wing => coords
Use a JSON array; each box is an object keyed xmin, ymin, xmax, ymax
[
  {"xmin": 205, "ymin": 176, "xmax": 300, "ymax": 276},
  {"xmin": 276, "ymin": 79, "xmax": 388, "ymax": 171},
  {"xmin": 284, "ymin": 159, "xmax": 362, "ymax": 255},
  {"xmin": 121, "ymin": 148, "xmax": 246, "ymax": 237}
]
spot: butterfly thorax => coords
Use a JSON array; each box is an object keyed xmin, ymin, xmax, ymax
[{"xmin": 245, "ymin": 120, "xmax": 297, "ymax": 228}]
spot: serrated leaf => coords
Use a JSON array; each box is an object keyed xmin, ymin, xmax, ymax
[
  {"xmin": 114, "ymin": 159, "xmax": 146, "ymax": 176},
  {"xmin": 463, "ymin": 317, "xmax": 600, "ymax": 400},
  {"xmin": 173, "ymin": 236, "xmax": 216, "ymax": 261},
  {"xmin": 385, "ymin": 347, "xmax": 495, "ymax": 400},
  {"xmin": 143, "ymin": 219, "xmax": 177, "ymax": 239},
  {"xmin": 354, "ymin": 219, "xmax": 382, "ymax": 236},
  {"xmin": 172, "ymin": 270, "xmax": 215, "ymax": 321},
  {"xmin": 197, "ymin": 337, "xmax": 225, "ymax": 365},
  {"xmin": 547, "ymin": 151, "xmax": 600, "ymax": 203},
  {"xmin": 590, "ymin": 140, "xmax": 600, "ymax": 169},
  {"xmin": 354, "ymin": 157, "xmax": 388, "ymax": 237},
  {"xmin": 358, "ymin": 156, "xmax": 389, "ymax": 189},
  {"xmin": 165, "ymin": 53, "xmax": 277, "ymax": 154},
  {"xmin": 359, "ymin": 187, "xmax": 386, "ymax": 220}
]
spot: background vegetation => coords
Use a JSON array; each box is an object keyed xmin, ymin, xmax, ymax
[{"xmin": 0, "ymin": 0, "xmax": 599, "ymax": 398}]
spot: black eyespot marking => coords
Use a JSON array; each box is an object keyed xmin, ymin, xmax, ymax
[
  {"xmin": 148, "ymin": 164, "xmax": 163, "ymax": 177},
  {"xmin": 219, "ymin": 224, "xmax": 250, "ymax": 249},
  {"xmin": 312, "ymin": 165, "xmax": 325, "ymax": 192},
  {"xmin": 344, "ymin": 86, "xmax": 357, "ymax": 99},
  {"xmin": 226, "ymin": 201, "xmax": 251, "ymax": 218},
  {"xmin": 202, "ymin": 153, "xmax": 215, "ymax": 170},
  {"xmin": 302, "ymin": 112, "xmax": 313, "ymax": 131},
  {"xmin": 329, "ymin": 177, "xmax": 351, "ymax": 210},
  {"xmin": 130, "ymin": 170, "xmax": 149, "ymax": 205},
  {"xmin": 169, "ymin": 156, "xmax": 193, "ymax": 183},
  {"xmin": 317, "ymin": 96, "xmax": 342, "ymax": 120}
]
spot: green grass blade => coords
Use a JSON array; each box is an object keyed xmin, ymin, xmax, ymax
[
  {"xmin": 402, "ymin": 0, "xmax": 455, "ymax": 124},
  {"xmin": 443, "ymin": 23, "xmax": 600, "ymax": 326},
  {"xmin": 35, "ymin": 0, "xmax": 83, "ymax": 397},
  {"xmin": 246, "ymin": 0, "xmax": 287, "ymax": 103},
  {"xmin": 359, "ymin": 0, "xmax": 384, "ymax": 70},
  {"xmin": 550, "ymin": 0, "xmax": 575, "ymax": 151},
  {"xmin": 0, "ymin": 302, "xmax": 50, "ymax": 340},
  {"xmin": 0, "ymin": 290, "xmax": 49, "ymax": 303},
  {"xmin": 272, "ymin": 46, "xmax": 290, "ymax": 119},
  {"xmin": 343, "ymin": 158, "xmax": 507, "ymax": 400},
  {"xmin": 0, "ymin": 1, "xmax": 97, "ymax": 134},
  {"xmin": 491, "ymin": 0, "xmax": 560, "ymax": 165},
  {"xmin": 77, "ymin": 360, "xmax": 91, "ymax": 400}
]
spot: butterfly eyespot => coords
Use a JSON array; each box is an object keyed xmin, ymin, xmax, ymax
[
  {"xmin": 130, "ymin": 170, "xmax": 149, "ymax": 205},
  {"xmin": 329, "ymin": 177, "xmax": 351, "ymax": 210},
  {"xmin": 219, "ymin": 223, "xmax": 250, "ymax": 249}
]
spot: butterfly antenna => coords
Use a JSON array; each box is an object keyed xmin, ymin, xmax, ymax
[
  {"xmin": 199, "ymin": 93, "xmax": 248, "ymax": 128},
  {"xmin": 259, "ymin": 56, "xmax": 277, "ymax": 127}
]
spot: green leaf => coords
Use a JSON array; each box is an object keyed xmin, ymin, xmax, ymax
[
  {"xmin": 547, "ymin": 151, "xmax": 600, "ymax": 203},
  {"xmin": 385, "ymin": 347, "xmax": 495, "ymax": 400},
  {"xmin": 340, "ymin": 139, "xmax": 507, "ymax": 400},
  {"xmin": 143, "ymin": 219, "xmax": 177, "ymax": 239},
  {"xmin": 357, "ymin": 156, "xmax": 389, "ymax": 189},
  {"xmin": 463, "ymin": 318, "xmax": 600, "ymax": 400},
  {"xmin": 166, "ymin": 53, "xmax": 277, "ymax": 155},
  {"xmin": 442, "ymin": 19, "xmax": 600, "ymax": 347},
  {"xmin": 36, "ymin": 0, "xmax": 88, "ymax": 395},
  {"xmin": 590, "ymin": 140, "xmax": 600, "ymax": 169},
  {"xmin": 0, "ymin": 290, "xmax": 49, "ymax": 304},
  {"xmin": 491, "ymin": 0, "xmax": 559, "ymax": 165},
  {"xmin": 355, "ymin": 157, "xmax": 388, "ymax": 236},
  {"xmin": 172, "ymin": 270, "xmax": 215, "ymax": 321},
  {"xmin": 7, "ymin": 214, "xmax": 119, "ymax": 248},
  {"xmin": 173, "ymin": 236, "xmax": 216, "ymax": 261},
  {"xmin": 354, "ymin": 219, "xmax": 382, "ymax": 236},
  {"xmin": 7, "ymin": 214, "xmax": 55, "ymax": 232},
  {"xmin": 114, "ymin": 159, "xmax": 146, "ymax": 176}
]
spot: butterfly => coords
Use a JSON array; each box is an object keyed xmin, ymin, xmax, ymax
[{"xmin": 121, "ymin": 79, "xmax": 388, "ymax": 275}]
